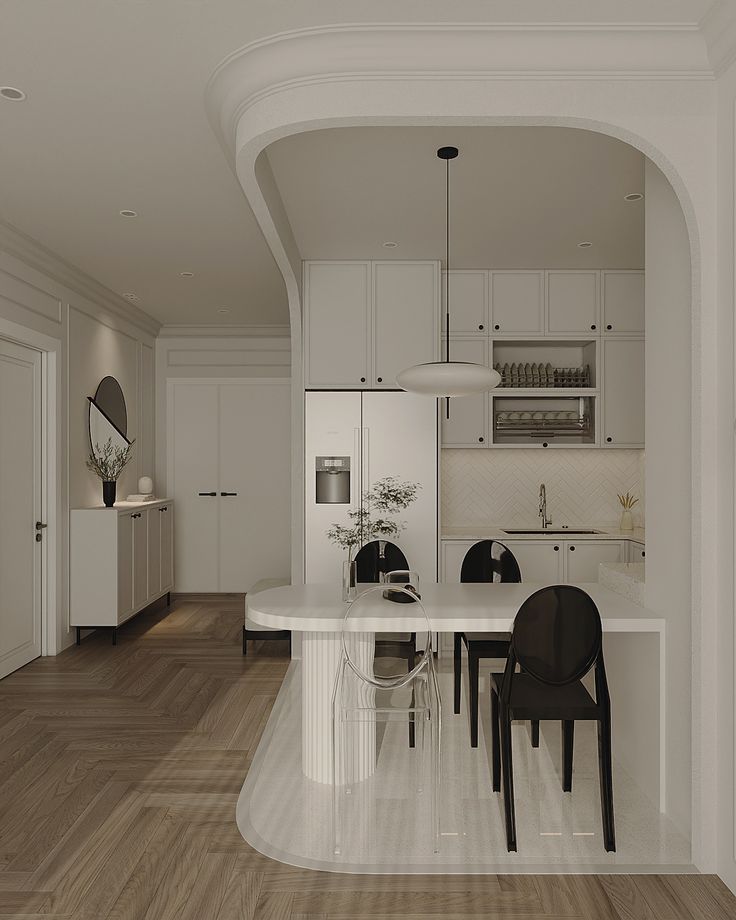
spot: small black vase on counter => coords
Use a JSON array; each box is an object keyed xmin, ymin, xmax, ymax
[{"xmin": 102, "ymin": 481, "xmax": 116, "ymax": 507}]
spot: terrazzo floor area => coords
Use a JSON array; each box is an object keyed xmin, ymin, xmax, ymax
[{"xmin": 236, "ymin": 658, "xmax": 692, "ymax": 874}]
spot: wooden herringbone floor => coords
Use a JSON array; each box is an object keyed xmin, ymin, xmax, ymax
[{"xmin": 0, "ymin": 597, "xmax": 734, "ymax": 919}]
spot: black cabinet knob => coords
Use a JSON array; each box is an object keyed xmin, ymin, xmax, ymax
[
  {"xmin": 478, "ymin": 324, "xmax": 484, "ymax": 330},
  {"xmin": 542, "ymin": 441, "xmax": 549, "ymax": 448},
  {"xmin": 642, "ymin": 550, "xmax": 646, "ymax": 558},
  {"xmin": 606, "ymin": 324, "xmax": 613, "ymax": 330},
  {"xmin": 377, "ymin": 377, "xmax": 383, "ymax": 383},
  {"xmin": 494, "ymin": 324, "xmax": 500, "ymax": 330},
  {"xmin": 569, "ymin": 545, "xmax": 576, "ymax": 551},
  {"xmin": 478, "ymin": 437, "xmax": 484, "ymax": 443},
  {"xmin": 606, "ymin": 437, "xmax": 612, "ymax": 443},
  {"xmin": 554, "ymin": 545, "xmax": 559, "ymax": 552},
  {"xmin": 591, "ymin": 324, "xmax": 597, "ymax": 330},
  {"xmin": 360, "ymin": 377, "xmax": 366, "ymax": 383}
]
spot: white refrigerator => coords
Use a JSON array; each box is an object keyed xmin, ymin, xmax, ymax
[{"xmin": 305, "ymin": 391, "xmax": 438, "ymax": 584}]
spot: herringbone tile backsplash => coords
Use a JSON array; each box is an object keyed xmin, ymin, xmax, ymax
[{"xmin": 441, "ymin": 449, "xmax": 645, "ymax": 528}]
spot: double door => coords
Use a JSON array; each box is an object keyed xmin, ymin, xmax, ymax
[
  {"xmin": 305, "ymin": 391, "xmax": 438, "ymax": 584},
  {"xmin": 117, "ymin": 503, "xmax": 174, "ymax": 621},
  {"xmin": 168, "ymin": 381, "xmax": 291, "ymax": 592}
]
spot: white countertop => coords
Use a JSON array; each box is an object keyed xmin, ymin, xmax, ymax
[
  {"xmin": 441, "ymin": 524, "xmax": 645, "ymax": 543},
  {"xmin": 599, "ymin": 561, "xmax": 646, "ymax": 605},
  {"xmin": 247, "ymin": 582, "xmax": 662, "ymax": 633}
]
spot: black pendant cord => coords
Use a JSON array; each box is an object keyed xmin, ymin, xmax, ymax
[{"xmin": 445, "ymin": 153, "xmax": 451, "ymax": 419}]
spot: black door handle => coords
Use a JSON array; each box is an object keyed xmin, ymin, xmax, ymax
[
  {"xmin": 220, "ymin": 492, "xmax": 238, "ymax": 497},
  {"xmin": 198, "ymin": 491, "xmax": 217, "ymax": 496}
]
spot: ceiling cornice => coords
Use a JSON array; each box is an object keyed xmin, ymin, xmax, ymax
[
  {"xmin": 206, "ymin": 22, "xmax": 714, "ymax": 158},
  {"xmin": 700, "ymin": 0, "xmax": 736, "ymax": 75},
  {"xmin": 0, "ymin": 218, "xmax": 161, "ymax": 338},
  {"xmin": 157, "ymin": 324, "xmax": 290, "ymax": 338}
]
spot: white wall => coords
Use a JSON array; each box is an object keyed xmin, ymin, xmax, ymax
[
  {"xmin": 0, "ymin": 221, "xmax": 159, "ymax": 653},
  {"xmin": 644, "ymin": 160, "xmax": 693, "ymax": 839}
]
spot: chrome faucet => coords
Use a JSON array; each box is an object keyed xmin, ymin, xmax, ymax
[{"xmin": 538, "ymin": 483, "xmax": 552, "ymax": 529}]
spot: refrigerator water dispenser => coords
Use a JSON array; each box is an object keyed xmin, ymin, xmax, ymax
[{"xmin": 315, "ymin": 457, "xmax": 351, "ymax": 504}]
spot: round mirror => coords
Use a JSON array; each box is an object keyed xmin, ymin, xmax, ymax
[{"xmin": 88, "ymin": 376, "xmax": 131, "ymax": 457}]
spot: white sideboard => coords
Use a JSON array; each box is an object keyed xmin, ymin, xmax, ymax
[{"xmin": 70, "ymin": 500, "xmax": 174, "ymax": 644}]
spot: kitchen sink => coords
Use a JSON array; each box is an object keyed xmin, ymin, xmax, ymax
[{"xmin": 501, "ymin": 528, "xmax": 604, "ymax": 535}]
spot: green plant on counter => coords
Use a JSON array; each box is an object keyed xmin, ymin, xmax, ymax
[
  {"xmin": 617, "ymin": 491, "xmax": 639, "ymax": 511},
  {"xmin": 86, "ymin": 437, "xmax": 134, "ymax": 482}
]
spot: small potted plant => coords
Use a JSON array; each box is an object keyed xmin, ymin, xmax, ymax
[
  {"xmin": 617, "ymin": 491, "xmax": 639, "ymax": 532},
  {"xmin": 327, "ymin": 476, "xmax": 420, "ymax": 600},
  {"xmin": 86, "ymin": 437, "xmax": 135, "ymax": 507}
]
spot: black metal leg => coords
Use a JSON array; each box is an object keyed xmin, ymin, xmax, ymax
[
  {"xmin": 76, "ymin": 627, "xmax": 81, "ymax": 646},
  {"xmin": 408, "ymin": 646, "xmax": 416, "ymax": 748},
  {"xmin": 491, "ymin": 688, "xmax": 501, "ymax": 792},
  {"xmin": 453, "ymin": 632, "xmax": 462, "ymax": 714},
  {"xmin": 531, "ymin": 720, "xmax": 540, "ymax": 748},
  {"xmin": 111, "ymin": 627, "xmax": 117, "ymax": 646},
  {"xmin": 562, "ymin": 720, "xmax": 575, "ymax": 792},
  {"xmin": 499, "ymin": 703, "xmax": 517, "ymax": 852},
  {"xmin": 242, "ymin": 626, "xmax": 247, "ymax": 656},
  {"xmin": 597, "ymin": 712, "xmax": 616, "ymax": 852},
  {"xmin": 166, "ymin": 592, "xmax": 171, "ymax": 606},
  {"xmin": 468, "ymin": 649, "xmax": 480, "ymax": 747}
]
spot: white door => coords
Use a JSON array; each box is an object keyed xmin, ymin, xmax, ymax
[
  {"xmin": 218, "ymin": 383, "xmax": 291, "ymax": 592},
  {"xmin": 547, "ymin": 271, "xmax": 599, "ymax": 334},
  {"xmin": 490, "ymin": 272, "xmax": 544, "ymax": 334},
  {"xmin": 117, "ymin": 512, "xmax": 134, "ymax": 620},
  {"xmin": 602, "ymin": 337, "xmax": 645, "ymax": 447},
  {"xmin": 565, "ymin": 541, "xmax": 624, "ymax": 583},
  {"xmin": 441, "ymin": 337, "xmax": 488, "ymax": 446},
  {"xmin": 602, "ymin": 271, "xmax": 645, "ymax": 333},
  {"xmin": 503, "ymin": 540, "xmax": 564, "ymax": 584},
  {"xmin": 0, "ymin": 339, "xmax": 42, "ymax": 679},
  {"xmin": 363, "ymin": 392, "xmax": 438, "ymax": 584},
  {"xmin": 169, "ymin": 383, "xmax": 219, "ymax": 591},
  {"xmin": 372, "ymin": 261, "xmax": 439, "ymax": 388},
  {"xmin": 444, "ymin": 271, "xmax": 487, "ymax": 334},
  {"xmin": 305, "ymin": 391, "xmax": 362, "ymax": 583},
  {"xmin": 147, "ymin": 506, "xmax": 161, "ymax": 598},
  {"xmin": 132, "ymin": 510, "xmax": 149, "ymax": 611}
]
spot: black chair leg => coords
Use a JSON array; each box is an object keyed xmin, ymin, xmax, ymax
[
  {"xmin": 453, "ymin": 632, "xmax": 462, "ymax": 714},
  {"xmin": 491, "ymin": 688, "xmax": 501, "ymax": 792},
  {"xmin": 562, "ymin": 720, "xmax": 574, "ymax": 792},
  {"xmin": 499, "ymin": 703, "xmax": 517, "ymax": 852},
  {"xmin": 531, "ymin": 720, "xmax": 540, "ymax": 748},
  {"xmin": 408, "ymin": 646, "xmax": 416, "ymax": 748},
  {"xmin": 242, "ymin": 626, "xmax": 247, "ymax": 656},
  {"xmin": 597, "ymin": 712, "xmax": 616, "ymax": 852},
  {"xmin": 468, "ymin": 650, "xmax": 480, "ymax": 747}
]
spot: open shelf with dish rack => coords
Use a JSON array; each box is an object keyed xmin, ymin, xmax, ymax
[
  {"xmin": 491, "ymin": 338, "xmax": 598, "ymax": 390},
  {"xmin": 492, "ymin": 395, "xmax": 596, "ymax": 447}
]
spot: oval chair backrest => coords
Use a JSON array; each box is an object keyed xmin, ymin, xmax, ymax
[
  {"xmin": 511, "ymin": 585, "xmax": 602, "ymax": 686},
  {"xmin": 461, "ymin": 540, "xmax": 521, "ymax": 584},
  {"xmin": 341, "ymin": 584, "xmax": 432, "ymax": 689},
  {"xmin": 355, "ymin": 540, "xmax": 410, "ymax": 583}
]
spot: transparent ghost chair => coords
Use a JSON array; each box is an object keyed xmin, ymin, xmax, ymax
[{"xmin": 331, "ymin": 583, "xmax": 441, "ymax": 856}]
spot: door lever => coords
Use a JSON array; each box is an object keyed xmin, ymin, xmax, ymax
[
  {"xmin": 35, "ymin": 521, "xmax": 47, "ymax": 530},
  {"xmin": 198, "ymin": 491, "xmax": 217, "ymax": 496},
  {"xmin": 220, "ymin": 492, "xmax": 238, "ymax": 497}
]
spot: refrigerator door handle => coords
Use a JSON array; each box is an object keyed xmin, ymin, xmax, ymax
[
  {"xmin": 352, "ymin": 427, "xmax": 361, "ymax": 510},
  {"xmin": 362, "ymin": 426, "xmax": 370, "ymax": 492}
]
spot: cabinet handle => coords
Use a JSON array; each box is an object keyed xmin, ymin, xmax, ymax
[
  {"xmin": 554, "ymin": 545, "xmax": 559, "ymax": 552},
  {"xmin": 641, "ymin": 550, "xmax": 646, "ymax": 558},
  {"xmin": 591, "ymin": 324, "xmax": 597, "ymax": 330},
  {"xmin": 131, "ymin": 512, "xmax": 141, "ymax": 519},
  {"xmin": 159, "ymin": 506, "xmax": 168, "ymax": 512},
  {"xmin": 478, "ymin": 324, "xmax": 484, "ymax": 330},
  {"xmin": 360, "ymin": 377, "xmax": 366, "ymax": 383},
  {"xmin": 376, "ymin": 377, "xmax": 383, "ymax": 383},
  {"xmin": 606, "ymin": 324, "xmax": 613, "ymax": 330},
  {"xmin": 478, "ymin": 437, "xmax": 484, "ymax": 443},
  {"xmin": 198, "ymin": 491, "xmax": 217, "ymax": 496},
  {"xmin": 606, "ymin": 437, "xmax": 612, "ymax": 443},
  {"xmin": 220, "ymin": 492, "xmax": 238, "ymax": 497},
  {"xmin": 542, "ymin": 441, "xmax": 549, "ymax": 448},
  {"xmin": 569, "ymin": 545, "xmax": 575, "ymax": 551},
  {"xmin": 494, "ymin": 324, "xmax": 500, "ymax": 331}
]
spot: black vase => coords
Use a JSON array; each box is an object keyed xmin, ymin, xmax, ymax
[{"xmin": 102, "ymin": 481, "xmax": 116, "ymax": 507}]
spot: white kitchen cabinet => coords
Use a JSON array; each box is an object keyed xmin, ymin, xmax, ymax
[
  {"xmin": 441, "ymin": 541, "xmax": 475, "ymax": 583},
  {"xmin": 443, "ymin": 270, "xmax": 487, "ymax": 334},
  {"xmin": 602, "ymin": 271, "xmax": 645, "ymax": 334},
  {"xmin": 627, "ymin": 540, "xmax": 646, "ymax": 562},
  {"xmin": 372, "ymin": 261, "xmax": 440, "ymax": 387},
  {"xmin": 71, "ymin": 501, "xmax": 174, "ymax": 644},
  {"xmin": 441, "ymin": 337, "xmax": 488, "ymax": 446},
  {"xmin": 501, "ymin": 540, "xmax": 564, "ymax": 583},
  {"xmin": 602, "ymin": 337, "xmax": 645, "ymax": 447},
  {"xmin": 565, "ymin": 540, "xmax": 625, "ymax": 582},
  {"xmin": 304, "ymin": 262, "xmax": 370, "ymax": 387},
  {"xmin": 304, "ymin": 261, "xmax": 440, "ymax": 389},
  {"xmin": 546, "ymin": 271, "xmax": 599, "ymax": 334},
  {"xmin": 490, "ymin": 271, "xmax": 544, "ymax": 334}
]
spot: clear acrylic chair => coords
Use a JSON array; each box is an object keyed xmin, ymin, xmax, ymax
[{"xmin": 331, "ymin": 583, "xmax": 441, "ymax": 856}]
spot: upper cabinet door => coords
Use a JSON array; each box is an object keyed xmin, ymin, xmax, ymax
[
  {"xmin": 443, "ymin": 271, "xmax": 487, "ymax": 334},
  {"xmin": 441, "ymin": 337, "xmax": 488, "ymax": 447},
  {"xmin": 304, "ymin": 262, "xmax": 370, "ymax": 387},
  {"xmin": 602, "ymin": 337, "xmax": 645, "ymax": 447},
  {"xmin": 490, "ymin": 272, "xmax": 544, "ymax": 334},
  {"xmin": 602, "ymin": 271, "xmax": 645, "ymax": 333},
  {"xmin": 372, "ymin": 261, "xmax": 439, "ymax": 388},
  {"xmin": 547, "ymin": 271, "xmax": 600, "ymax": 334}
]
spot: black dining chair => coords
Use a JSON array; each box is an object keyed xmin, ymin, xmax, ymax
[
  {"xmin": 490, "ymin": 585, "xmax": 615, "ymax": 853},
  {"xmin": 354, "ymin": 540, "xmax": 418, "ymax": 746},
  {"xmin": 454, "ymin": 540, "xmax": 540, "ymax": 749}
]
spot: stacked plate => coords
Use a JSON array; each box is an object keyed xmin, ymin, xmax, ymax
[{"xmin": 494, "ymin": 363, "xmax": 591, "ymax": 388}]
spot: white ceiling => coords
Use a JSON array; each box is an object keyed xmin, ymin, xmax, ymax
[
  {"xmin": 267, "ymin": 127, "xmax": 645, "ymax": 269},
  {"xmin": 0, "ymin": 1, "xmax": 718, "ymax": 325}
]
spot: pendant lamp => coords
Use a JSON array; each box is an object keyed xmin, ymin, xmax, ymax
[{"xmin": 396, "ymin": 146, "xmax": 501, "ymax": 398}]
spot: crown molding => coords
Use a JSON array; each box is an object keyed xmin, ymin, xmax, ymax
[
  {"xmin": 206, "ymin": 23, "xmax": 713, "ymax": 157},
  {"xmin": 0, "ymin": 218, "xmax": 161, "ymax": 338},
  {"xmin": 157, "ymin": 323, "xmax": 290, "ymax": 339},
  {"xmin": 700, "ymin": 0, "xmax": 736, "ymax": 76}
]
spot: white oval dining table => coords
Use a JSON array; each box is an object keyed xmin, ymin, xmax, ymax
[{"xmin": 246, "ymin": 582, "xmax": 665, "ymax": 790}]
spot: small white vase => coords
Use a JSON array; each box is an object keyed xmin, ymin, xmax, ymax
[
  {"xmin": 619, "ymin": 509, "xmax": 633, "ymax": 532},
  {"xmin": 342, "ymin": 559, "xmax": 357, "ymax": 602}
]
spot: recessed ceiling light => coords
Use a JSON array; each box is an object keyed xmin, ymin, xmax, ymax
[
  {"xmin": 0, "ymin": 86, "xmax": 26, "ymax": 101},
  {"xmin": 624, "ymin": 193, "xmax": 644, "ymax": 202},
  {"xmin": 119, "ymin": 209, "xmax": 138, "ymax": 217},
  {"xmin": 382, "ymin": 241, "xmax": 398, "ymax": 249},
  {"xmin": 179, "ymin": 271, "xmax": 194, "ymax": 277},
  {"xmin": 122, "ymin": 292, "xmax": 140, "ymax": 303},
  {"xmin": 577, "ymin": 241, "xmax": 593, "ymax": 249},
  {"xmin": 217, "ymin": 308, "xmax": 230, "ymax": 314}
]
